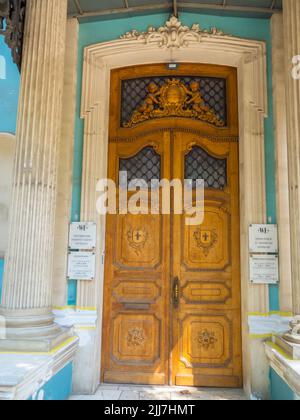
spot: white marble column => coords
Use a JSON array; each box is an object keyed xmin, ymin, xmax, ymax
[
  {"xmin": 0, "ymin": 0, "xmax": 71, "ymax": 351},
  {"xmin": 283, "ymin": 0, "xmax": 300, "ymax": 342}
]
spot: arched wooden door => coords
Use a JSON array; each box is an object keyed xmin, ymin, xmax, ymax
[{"xmin": 102, "ymin": 64, "xmax": 242, "ymax": 387}]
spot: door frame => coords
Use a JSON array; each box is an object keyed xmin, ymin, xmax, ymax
[{"xmin": 78, "ymin": 17, "xmax": 269, "ymax": 398}]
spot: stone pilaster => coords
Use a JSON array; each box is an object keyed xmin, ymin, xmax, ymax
[
  {"xmin": 271, "ymin": 13, "xmax": 292, "ymax": 313},
  {"xmin": 0, "ymin": 0, "xmax": 71, "ymax": 351},
  {"xmin": 282, "ymin": 0, "xmax": 300, "ymax": 343}
]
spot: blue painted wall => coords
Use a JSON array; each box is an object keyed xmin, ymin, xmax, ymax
[
  {"xmin": 0, "ymin": 36, "xmax": 20, "ymax": 301},
  {"xmin": 270, "ymin": 369, "xmax": 297, "ymax": 401},
  {"xmin": 0, "ymin": 36, "xmax": 20, "ymax": 133},
  {"xmin": 70, "ymin": 11, "xmax": 278, "ymax": 309},
  {"xmin": 29, "ymin": 363, "xmax": 73, "ymax": 401}
]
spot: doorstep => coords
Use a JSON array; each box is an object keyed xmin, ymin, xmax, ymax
[{"xmin": 70, "ymin": 384, "xmax": 247, "ymax": 401}]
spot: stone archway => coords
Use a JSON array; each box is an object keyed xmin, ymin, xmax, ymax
[{"xmin": 77, "ymin": 16, "xmax": 269, "ymax": 398}]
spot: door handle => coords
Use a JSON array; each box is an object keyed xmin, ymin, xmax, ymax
[{"xmin": 173, "ymin": 277, "xmax": 180, "ymax": 308}]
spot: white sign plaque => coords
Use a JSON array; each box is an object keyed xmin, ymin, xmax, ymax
[
  {"xmin": 249, "ymin": 254, "xmax": 279, "ymax": 284},
  {"xmin": 69, "ymin": 222, "xmax": 96, "ymax": 250},
  {"xmin": 67, "ymin": 252, "xmax": 96, "ymax": 281},
  {"xmin": 249, "ymin": 224, "xmax": 278, "ymax": 254}
]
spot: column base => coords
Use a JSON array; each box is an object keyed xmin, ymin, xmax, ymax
[
  {"xmin": 274, "ymin": 335, "xmax": 300, "ymax": 360},
  {"xmin": 0, "ymin": 307, "xmax": 74, "ymax": 352},
  {"xmin": 0, "ymin": 336, "xmax": 79, "ymax": 400},
  {"xmin": 265, "ymin": 341, "xmax": 300, "ymax": 400},
  {"xmin": 283, "ymin": 334, "xmax": 300, "ymax": 346},
  {"xmin": 283, "ymin": 316, "xmax": 300, "ymax": 346}
]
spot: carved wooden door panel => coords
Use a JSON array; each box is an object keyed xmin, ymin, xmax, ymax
[
  {"xmin": 102, "ymin": 133, "xmax": 171, "ymax": 385},
  {"xmin": 171, "ymin": 132, "xmax": 242, "ymax": 387},
  {"xmin": 102, "ymin": 63, "xmax": 242, "ymax": 387}
]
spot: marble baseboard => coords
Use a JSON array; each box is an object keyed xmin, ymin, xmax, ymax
[
  {"xmin": 265, "ymin": 341, "xmax": 300, "ymax": 398},
  {"xmin": 0, "ymin": 336, "xmax": 79, "ymax": 400}
]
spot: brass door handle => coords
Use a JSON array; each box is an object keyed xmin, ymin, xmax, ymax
[{"xmin": 173, "ymin": 277, "xmax": 180, "ymax": 308}]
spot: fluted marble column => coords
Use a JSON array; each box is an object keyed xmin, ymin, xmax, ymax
[
  {"xmin": 283, "ymin": 0, "xmax": 300, "ymax": 343},
  {"xmin": 0, "ymin": 0, "xmax": 70, "ymax": 351}
]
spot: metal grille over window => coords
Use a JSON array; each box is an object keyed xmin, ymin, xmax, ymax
[
  {"xmin": 119, "ymin": 146, "xmax": 161, "ymax": 188},
  {"xmin": 121, "ymin": 76, "xmax": 227, "ymax": 127},
  {"xmin": 185, "ymin": 146, "xmax": 227, "ymax": 190}
]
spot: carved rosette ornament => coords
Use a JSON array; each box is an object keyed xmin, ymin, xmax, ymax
[
  {"xmin": 197, "ymin": 329, "xmax": 218, "ymax": 350},
  {"xmin": 0, "ymin": 0, "xmax": 26, "ymax": 70},
  {"xmin": 121, "ymin": 15, "xmax": 229, "ymax": 49},
  {"xmin": 127, "ymin": 327, "xmax": 146, "ymax": 347},
  {"xmin": 283, "ymin": 316, "xmax": 300, "ymax": 345}
]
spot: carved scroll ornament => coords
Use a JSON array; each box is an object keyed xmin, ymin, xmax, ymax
[{"xmin": 121, "ymin": 15, "xmax": 229, "ymax": 49}]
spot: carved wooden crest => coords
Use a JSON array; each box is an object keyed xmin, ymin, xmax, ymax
[
  {"xmin": 127, "ymin": 227, "xmax": 149, "ymax": 255},
  {"xmin": 194, "ymin": 228, "xmax": 218, "ymax": 257},
  {"xmin": 124, "ymin": 79, "xmax": 225, "ymax": 128}
]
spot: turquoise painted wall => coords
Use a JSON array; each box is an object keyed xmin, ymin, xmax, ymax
[
  {"xmin": 70, "ymin": 12, "xmax": 278, "ymax": 309},
  {"xmin": 270, "ymin": 369, "xmax": 297, "ymax": 401},
  {"xmin": 28, "ymin": 363, "xmax": 73, "ymax": 401},
  {"xmin": 0, "ymin": 36, "xmax": 20, "ymax": 301},
  {"xmin": 0, "ymin": 36, "xmax": 20, "ymax": 133}
]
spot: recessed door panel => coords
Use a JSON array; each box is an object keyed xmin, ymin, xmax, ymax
[
  {"xmin": 102, "ymin": 133, "xmax": 170, "ymax": 385},
  {"xmin": 115, "ymin": 214, "xmax": 162, "ymax": 269},
  {"xmin": 183, "ymin": 202, "xmax": 230, "ymax": 270},
  {"xmin": 172, "ymin": 131, "xmax": 242, "ymax": 387}
]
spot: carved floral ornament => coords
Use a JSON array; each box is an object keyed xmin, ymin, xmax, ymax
[
  {"xmin": 121, "ymin": 16, "xmax": 230, "ymax": 49},
  {"xmin": 196, "ymin": 329, "xmax": 218, "ymax": 350},
  {"xmin": 127, "ymin": 327, "xmax": 146, "ymax": 347}
]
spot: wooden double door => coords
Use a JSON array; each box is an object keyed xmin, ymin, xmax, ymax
[{"xmin": 102, "ymin": 64, "xmax": 242, "ymax": 387}]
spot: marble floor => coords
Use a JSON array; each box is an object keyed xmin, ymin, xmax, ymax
[{"xmin": 70, "ymin": 384, "xmax": 247, "ymax": 401}]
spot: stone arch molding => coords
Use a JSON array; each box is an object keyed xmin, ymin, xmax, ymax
[{"xmin": 79, "ymin": 17, "xmax": 269, "ymax": 398}]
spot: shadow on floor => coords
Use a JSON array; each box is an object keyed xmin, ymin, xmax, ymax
[{"xmin": 70, "ymin": 384, "xmax": 247, "ymax": 401}]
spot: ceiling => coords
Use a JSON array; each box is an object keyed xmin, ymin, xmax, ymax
[{"xmin": 68, "ymin": 0, "xmax": 283, "ymax": 20}]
